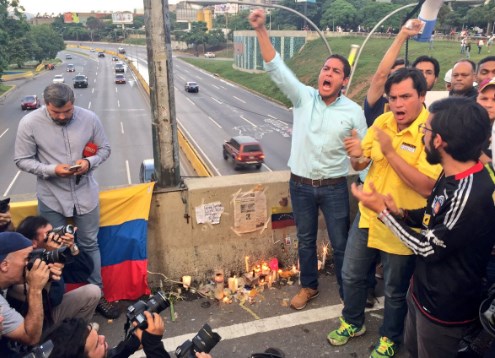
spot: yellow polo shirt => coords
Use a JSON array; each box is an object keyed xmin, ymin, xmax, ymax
[{"xmin": 359, "ymin": 107, "xmax": 442, "ymax": 255}]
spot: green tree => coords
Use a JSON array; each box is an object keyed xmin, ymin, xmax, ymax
[
  {"xmin": 8, "ymin": 36, "xmax": 33, "ymax": 67},
  {"xmin": 207, "ymin": 28, "xmax": 226, "ymax": 48},
  {"xmin": 0, "ymin": 0, "xmax": 29, "ymax": 73},
  {"xmin": 321, "ymin": 0, "xmax": 358, "ymax": 30},
  {"xmin": 86, "ymin": 16, "xmax": 105, "ymax": 41},
  {"xmin": 29, "ymin": 24, "xmax": 65, "ymax": 63},
  {"xmin": 183, "ymin": 21, "xmax": 208, "ymax": 56}
]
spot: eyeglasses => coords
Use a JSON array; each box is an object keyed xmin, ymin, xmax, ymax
[{"xmin": 418, "ymin": 123, "xmax": 434, "ymax": 134}]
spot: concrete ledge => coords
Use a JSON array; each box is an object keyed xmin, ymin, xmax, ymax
[{"xmin": 147, "ymin": 171, "xmax": 358, "ymax": 283}]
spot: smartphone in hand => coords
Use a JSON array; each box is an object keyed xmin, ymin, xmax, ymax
[{"xmin": 68, "ymin": 164, "xmax": 82, "ymax": 171}]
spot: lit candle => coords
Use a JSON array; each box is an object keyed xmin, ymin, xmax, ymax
[
  {"xmin": 182, "ymin": 275, "xmax": 192, "ymax": 289},
  {"xmin": 228, "ymin": 277, "xmax": 238, "ymax": 293},
  {"xmin": 245, "ymin": 256, "xmax": 250, "ymax": 273},
  {"xmin": 322, "ymin": 245, "xmax": 328, "ymax": 269}
]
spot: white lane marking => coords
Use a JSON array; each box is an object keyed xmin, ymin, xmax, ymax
[
  {"xmin": 211, "ymin": 97, "xmax": 222, "ymax": 104},
  {"xmin": 115, "ymin": 87, "xmax": 118, "ymax": 93},
  {"xmin": 117, "ymin": 100, "xmax": 120, "ymax": 108},
  {"xmin": 125, "ymin": 160, "xmax": 132, "ymax": 185},
  {"xmin": 92, "ymin": 88, "xmax": 95, "ymax": 94},
  {"xmin": 211, "ymin": 84, "xmax": 220, "ymax": 89},
  {"xmin": 0, "ymin": 128, "xmax": 8, "ymax": 139},
  {"xmin": 120, "ymin": 122, "xmax": 124, "ymax": 134},
  {"xmin": 268, "ymin": 114, "xmax": 277, "ymax": 119},
  {"xmin": 3, "ymin": 171, "xmax": 21, "ymax": 197},
  {"xmin": 177, "ymin": 120, "xmax": 221, "ymax": 176},
  {"xmin": 186, "ymin": 97, "xmax": 196, "ymax": 106},
  {"xmin": 88, "ymin": 102, "xmax": 92, "ymax": 110},
  {"xmin": 233, "ymin": 95, "xmax": 246, "ymax": 103},
  {"xmin": 130, "ymin": 298, "xmax": 385, "ymax": 357},
  {"xmin": 240, "ymin": 115, "xmax": 257, "ymax": 127},
  {"xmin": 262, "ymin": 163, "xmax": 272, "ymax": 172},
  {"xmin": 208, "ymin": 116, "xmax": 221, "ymax": 128}
]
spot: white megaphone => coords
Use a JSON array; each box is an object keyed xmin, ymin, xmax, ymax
[{"xmin": 414, "ymin": 0, "xmax": 444, "ymax": 42}]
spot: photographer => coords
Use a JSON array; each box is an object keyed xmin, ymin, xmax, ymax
[
  {"xmin": 45, "ymin": 312, "xmax": 214, "ymax": 358},
  {"xmin": 8, "ymin": 216, "xmax": 100, "ymax": 330},
  {"xmin": 0, "ymin": 232, "xmax": 60, "ymax": 357},
  {"xmin": 0, "ymin": 199, "xmax": 14, "ymax": 232}
]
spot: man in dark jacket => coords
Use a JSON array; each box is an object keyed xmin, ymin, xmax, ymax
[
  {"xmin": 352, "ymin": 97, "xmax": 495, "ymax": 357},
  {"xmin": 44, "ymin": 312, "xmax": 213, "ymax": 358}
]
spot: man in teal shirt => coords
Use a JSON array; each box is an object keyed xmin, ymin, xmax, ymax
[{"xmin": 249, "ymin": 9, "xmax": 367, "ymax": 309}]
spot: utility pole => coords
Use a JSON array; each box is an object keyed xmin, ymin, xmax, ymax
[{"xmin": 144, "ymin": 0, "xmax": 181, "ymax": 188}]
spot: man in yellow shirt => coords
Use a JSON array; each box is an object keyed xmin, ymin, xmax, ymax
[{"xmin": 327, "ymin": 68, "xmax": 442, "ymax": 358}]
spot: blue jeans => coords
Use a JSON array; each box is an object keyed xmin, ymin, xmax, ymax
[
  {"xmin": 289, "ymin": 178, "xmax": 350, "ymax": 298},
  {"xmin": 342, "ymin": 213, "xmax": 415, "ymax": 343},
  {"xmin": 38, "ymin": 200, "xmax": 103, "ymax": 289}
]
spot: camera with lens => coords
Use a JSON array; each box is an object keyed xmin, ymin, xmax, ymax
[
  {"xmin": 48, "ymin": 224, "xmax": 79, "ymax": 256},
  {"xmin": 49, "ymin": 224, "xmax": 75, "ymax": 236},
  {"xmin": 175, "ymin": 323, "xmax": 221, "ymax": 358},
  {"xmin": 22, "ymin": 340, "xmax": 53, "ymax": 358},
  {"xmin": 126, "ymin": 291, "xmax": 170, "ymax": 330},
  {"xmin": 27, "ymin": 246, "xmax": 70, "ymax": 270}
]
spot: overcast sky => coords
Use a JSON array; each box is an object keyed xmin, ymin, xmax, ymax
[{"xmin": 17, "ymin": 0, "xmax": 166, "ymax": 15}]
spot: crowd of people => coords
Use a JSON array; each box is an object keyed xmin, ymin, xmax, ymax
[
  {"xmin": 248, "ymin": 8, "xmax": 495, "ymax": 358},
  {"xmin": 1, "ymin": 8, "xmax": 495, "ymax": 358},
  {"xmin": 0, "ymin": 85, "xmax": 214, "ymax": 357}
]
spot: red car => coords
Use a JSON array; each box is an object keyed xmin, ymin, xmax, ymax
[
  {"xmin": 223, "ymin": 136, "xmax": 265, "ymax": 170},
  {"xmin": 21, "ymin": 95, "xmax": 41, "ymax": 110},
  {"xmin": 115, "ymin": 74, "xmax": 126, "ymax": 84}
]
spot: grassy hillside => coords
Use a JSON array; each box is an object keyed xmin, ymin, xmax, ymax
[{"xmin": 180, "ymin": 35, "xmax": 483, "ymax": 107}]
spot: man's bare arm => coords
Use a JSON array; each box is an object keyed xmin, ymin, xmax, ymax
[
  {"xmin": 248, "ymin": 9, "xmax": 276, "ymax": 63},
  {"xmin": 6, "ymin": 260, "xmax": 49, "ymax": 345},
  {"xmin": 366, "ymin": 20, "xmax": 423, "ymax": 107}
]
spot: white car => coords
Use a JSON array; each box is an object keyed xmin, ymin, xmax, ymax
[
  {"xmin": 53, "ymin": 75, "xmax": 65, "ymax": 84},
  {"xmin": 204, "ymin": 52, "xmax": 216, "ymax": 58}
]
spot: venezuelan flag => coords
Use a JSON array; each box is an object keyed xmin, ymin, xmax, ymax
[
  {"xmin": 10, "ymin": 183, "xmax": 155, "ymax": 302},
  {"xmin": 98, "ymin": 183, "xmax": 154, "ymax": 302},
  {"xmin": 271, "ymin": 206, "xmax": 295, "ymax": 229}
]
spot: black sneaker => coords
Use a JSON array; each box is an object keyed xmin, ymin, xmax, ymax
[{"xmin": 96, "ymin": 297, "xmax": 120, "ymax": 319}]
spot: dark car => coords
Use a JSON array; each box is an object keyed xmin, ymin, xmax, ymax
[
  {"xmin": 118, "ymin": 47, "xmax": 126, "ymax": 54},
  {"xmin": 65, "ymin": 54, "xmax": 72, "ymax": 60},
  {"xmin": 66, "ymin": 64, "xmax": 75, "ymax": 72},
  {"xmin": 115, "ymin": 74, "xmax": 126, "ymax": 84},
  {"xmin": 21, "ymin": 95, "xmax": 41, "ymax": 110},
  {"xmin": 185, "ymin": 81, "xmax": 199, "ymax": 93},
  {"xmin": 115, "ymin": 63, "xmax": 125, "ymax": 73},
  {"xmin": 98, "ymin": 52, "xmax": 105, "ymax": 58},
  {"xmin": 222, "ymin": 136, "xmax": 265, "ymax": 170},
  {"xmin": 73, "ymin": 74, "xmax": 88, "ymax": 88}
]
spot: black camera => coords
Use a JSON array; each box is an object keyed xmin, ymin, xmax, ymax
[
  {"xmin": 175, "ymin": 323, "xmax": 221, "ymax": 358},
  {"xmin": 49, "ymin": 224, "xmax": 75, "ymax": 236},
  {"xmin": 27, "ymin": 246, "xmax": 70, "ymax": 270},
  {"xmin": 126, "ymin": 291, "xmax": 170, "ymax": 330},
  {"xmin": 22, "ymin": 340, "xmax": 53, "ymax": 358},
  {"xmin": 48, "ymin": 224, "xmax": 79, "ymax": 256},
  {"xmin": 0, "ymin": 197, "xmax": 10, "ymax": 213}
]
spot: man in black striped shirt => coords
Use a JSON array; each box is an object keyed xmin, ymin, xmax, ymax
[{"xmin": 352, "ymin": 97, "xmax": 495, "ymax": 358}]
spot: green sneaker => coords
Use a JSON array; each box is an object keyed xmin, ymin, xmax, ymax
[
  {"xmin": 327, "ymin": 317, "xmax": 366, "ymax": 346},
  {"xmin": 369, "ymin": 336, "xmax": 398, "ymax": 357}
]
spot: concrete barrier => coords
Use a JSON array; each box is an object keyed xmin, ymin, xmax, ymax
[{"xmin": 1, "ymin": 71, "xmax": 34, "ymax": 81}]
